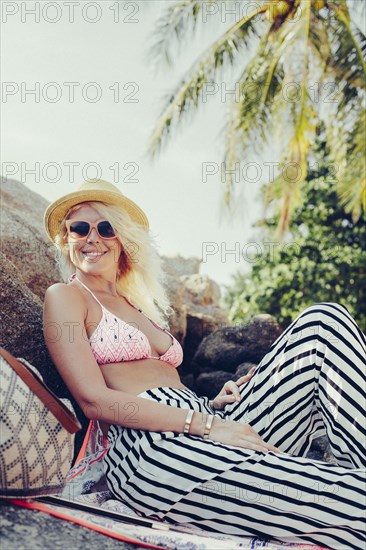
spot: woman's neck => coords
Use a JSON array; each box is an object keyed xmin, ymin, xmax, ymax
[{"xmin": 74, "ymin": 271, "xmax": 120, "ymax": 297}]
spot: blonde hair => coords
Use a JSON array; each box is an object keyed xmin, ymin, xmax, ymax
[{"xmin": 54, "ymin": 201, "xmax": 173, "ymax": 328}]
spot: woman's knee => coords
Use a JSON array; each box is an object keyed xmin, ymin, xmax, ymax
[
  {"xmin": 301, "ymin": 302, "xmax": 350, "ymax": 318},
  {"xmin": 293, "ymin": 303, "xmax": 352, "ymax": 340}
]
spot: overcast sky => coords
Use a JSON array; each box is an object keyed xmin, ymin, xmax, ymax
[{"xmin": 2, "ymin": 1, "xmax": 280, "ymax": 293}]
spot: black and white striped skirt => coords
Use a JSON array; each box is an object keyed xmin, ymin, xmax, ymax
[{"xmin": 104, "ymin": 303, "xmax": 366, "ymax": 550}]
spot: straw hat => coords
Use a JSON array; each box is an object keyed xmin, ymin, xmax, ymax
[{"xmin": 44, "ymin": 180, "xmax": 149, "ymax": 240}]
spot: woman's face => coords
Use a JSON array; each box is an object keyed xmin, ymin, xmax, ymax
[{"xmin": 65, "ymin": 204, "xmax": 122, "ymax": 278}]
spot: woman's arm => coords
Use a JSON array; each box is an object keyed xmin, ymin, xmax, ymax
[{"xmin": 43, "ymin": 283, "xmax": 206, "ymax": 435}]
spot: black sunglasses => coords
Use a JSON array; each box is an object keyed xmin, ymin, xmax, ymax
[{"xmin": 65, "ymin": 219, "xmax": 117, "ymax": 240}]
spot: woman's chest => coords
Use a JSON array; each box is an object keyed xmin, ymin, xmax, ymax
[{"xmin": 85, "ymin": 297, "xmax": 172, "ymax": 357}]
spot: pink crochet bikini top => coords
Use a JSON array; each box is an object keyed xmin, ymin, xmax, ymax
[{"xmin": 69, "ymin": 274, "xmax": 183, "ymax": 368}]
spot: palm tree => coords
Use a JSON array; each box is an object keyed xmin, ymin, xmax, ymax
[{"xmin": 148, "ymin": 0, "xmax": 365, "ymax": 237}]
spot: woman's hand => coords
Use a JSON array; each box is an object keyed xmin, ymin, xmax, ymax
[
  {"xmin": 210, "ymin": 367, "xmax": 256, "ymax": 410},
  {"xmin": 209, "ymin": 416, "xmax": 281, "ymax": 453}
]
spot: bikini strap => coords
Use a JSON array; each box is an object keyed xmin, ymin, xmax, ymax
[
  {"xmin": 123, "ymin": 295, "xmax": 142, "ymax": 313},
  {"xmin": 71, "ymin": 274, "xmax": 105, "ymax": 309},
  {"xmin": 69, "ymin": 274, "xmax": 171, "ymax": 336},
  {"xmin": 124, "ymin": 294, "xmax": 171, "ymax": 336}
]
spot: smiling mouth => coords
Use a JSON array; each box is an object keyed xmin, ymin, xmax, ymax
[{"xmin": 81, "ymin": 250, "xmax": 108, "ymax": 261}]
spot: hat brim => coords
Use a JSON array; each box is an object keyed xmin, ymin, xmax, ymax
[{"xmin": 44, "ymin": 189, "xmax": 149, "ymax": 241}]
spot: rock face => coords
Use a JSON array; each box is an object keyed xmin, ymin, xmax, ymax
[
  {"xmin": 160, "ymin": 260, "xmax": 284, "ymax": 400},
  {"xmin": 192, "ymin": 314, "xmax": 283, "ymax": 375},
  {"xmin": 195, "ymin": 370, "xmax": 234, "ymax": 398},
  {"xmin": 0, "ymin": 252, "xmax": 64, "ymax": 394},
  {"xmin": 306, "ymin": 436, "xmax": 337, "ymax": 464},
  {"xmin": 196, "ymin": 362, "xmax": 259, "ymax": 399},
  {"xmin": 161, "ymin": 259, "xmax": 230, "ymax": 375},
  {"xmin": 161, "ymin": 255, "xmax": 201, "ymax": 278},
  {"xmin": 0, "ymin": 251, "xmax": 88, "ymax": 456},
  {"xmin": 0, "ymin": 176, "xmax": 60, "ymax": 299},
  {"xmin": 235, "ymin": 362, "xmax": 258, "ymax": 378},
  {"xmin": 191, "ymin": 316, "xmax": 282, "ymax": 398}
]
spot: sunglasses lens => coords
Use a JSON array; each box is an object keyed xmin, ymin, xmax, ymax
[
  {"xmin": 69, "ymin": 221, "xmax": 90, "ymax": 237},
  {"xmin": 67, "ymin": 220, "xmax": 116, "ymax": 239},
  {"xmin": 98, "ymin": 221, "xmax": 115, "ymax": 238}
]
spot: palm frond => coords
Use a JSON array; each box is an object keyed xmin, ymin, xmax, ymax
[
  {"xmin": 221, "ymin": 27, "xmax": 288, "ymax": 209},
  {"xmin": 346, "ymin": 0, "xmax": 366, "ymax": 30},
  {"xmin": 148, "ymin": 0, "xmax": 365, "ymax": 230},
  {"xmin": 309, "ymin": 8, "xmax": 333, "ymax": 68},
  {"xmin": 222, "ymin": 101, "xmax": 242, "ymax": 206},
  {"xmin": 325, "ymin": 1, "xmax": 366, "ymax": 94},
  {"xmin": 352, "ymin": 25, "xmax": 366, "ymax": 61},
  {"xmin": 265, "ymin": 0, "xmax": 316, "ymax": 237},
  {"xmin": 148, "ymin": 5, "xmax": 266, "ymax": 158},
  {"xmin": 147, "ymin": 1, "xmax": 209, "ymax": 68},
  {"xmin": 330, "ymin": 103, "xmax": 366, "ymax": 220},
  {"xmin": 237, "ymin": 34, "xmax": 287, "ymax": 144},
  {"xmin": 222, "ymin": 3, "xmax": 307, "ymax": 229},
  {"xmin": 275, "ymin": 95, "xmax": 317, "ymax": 238},
  {"xmin": 319, "ymin": 1, "xmax": 366, "ymax": 219}
]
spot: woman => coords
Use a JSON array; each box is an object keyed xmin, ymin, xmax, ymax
[{"xmin": 43, "ymin": 180, "xmax": 365, "ymax": 550}]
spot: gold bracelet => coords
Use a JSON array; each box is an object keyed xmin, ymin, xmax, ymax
[
  {"xmin": 183, "ymin": 409, "xmax": 194, "ymax": 434},
  {"xmin": 203, "ymin": 414, "xmax": 214, "ymax": 439}
]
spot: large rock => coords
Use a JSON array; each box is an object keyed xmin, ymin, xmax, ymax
[
  {"xmin": 196, "ymin": 370, "xmax": 235, "ymax": 399},
  {"xmin": 306, "ymin": 436, "xmax": 336, "ymax": 464},
  {"xmin": 0, "ymin": 251, "xmax": 88, "ymax": 456},
  {"xmin": 161, "ymin": 255, "xmax": 202, "ymax": 278},
  {"xmin": 195, "ymin": 363, "xmax": 258, "ymax": 400},
  {"xmin": 160, "ymin": 263, "xmax": 188, "ymax": 345},
  {"xmin": 0, "ymin": 177, "xmax": 60, "ymax": 299},
  {"xmin": 179, "ymin": 274, "xmax": 229, "ymax": 372},
  {"xmin": 195, "ymin": 361, "xmax": 257, "ymax": 399},
  {"xmin": 235, "ymin": 362, "xmax": 258, "ymax": 378},
  {"xmin": 192, "ymin": 314, "xmax": 283, "ymax": 375},
  {"xmin": 160, "ymin": 262, "xmax": 230, "ymax": 373},
  {"xmin": 181, "ymin": 273, "xmax": 221, "ymax": 307},
  {"xmin": 0, "ymin": 252, "xmax": 63, "ymax": 393}
]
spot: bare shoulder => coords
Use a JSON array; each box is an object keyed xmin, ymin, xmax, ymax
[
  {"xmin": 45, "ymin": 281, "xmax": 80, "ymax": 299},
  {"xmin": 43, "ymin": 282, "xmax": 108, "ymax": 408},
  {"xmin": 44, "ymin": 282, "xmax": 87, "ymax": 319}
]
